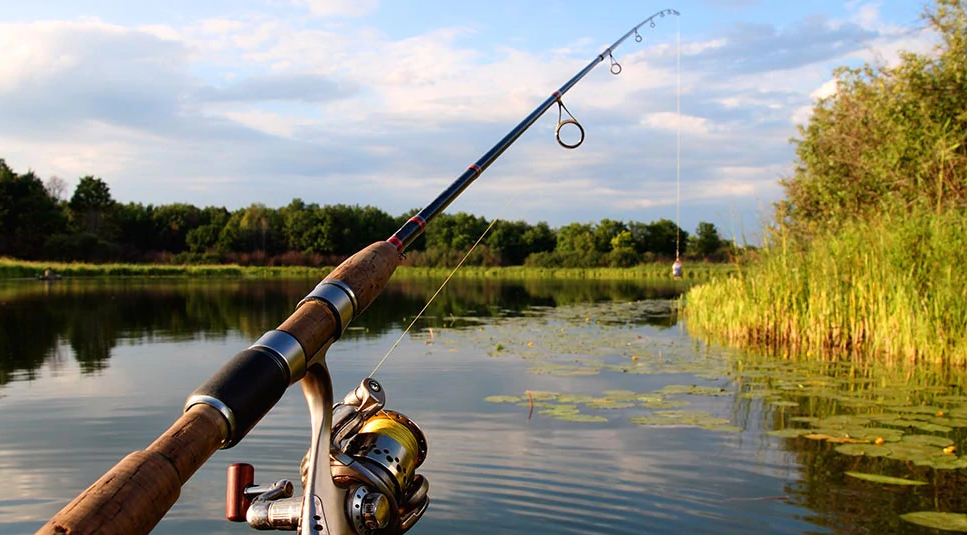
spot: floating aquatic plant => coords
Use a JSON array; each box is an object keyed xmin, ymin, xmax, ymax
[
  {"xmin": 900, "ymin": 512, "xmax": 967, "ymax": 532},
  {"xmin": 845, "ymin": 472, "xmax": 926, "ymax": 486}
]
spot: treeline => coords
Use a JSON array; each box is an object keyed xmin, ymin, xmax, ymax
[{"xmin": 0, "ymin": 160, "xmax": 735, "ymax": 268}]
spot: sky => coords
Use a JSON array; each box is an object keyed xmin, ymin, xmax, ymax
[{"xmin": 0, "ymin": 1, "xmax": 936, "ymax": 243}]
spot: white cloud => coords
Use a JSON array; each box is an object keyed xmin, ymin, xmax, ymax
[
  {"xmin": 0, "ymin": 2, "xmax": 939, "ymax": 235},
  {"xmin": 295, "ymin": 0, "xmax": 379, "ymax": 17},
  {"xmin": 643, "ymin": 112, "xmax": 713, "ymax": 136},
  {"xmin": 810, "ymin": 78, "xmax": 839, "ymax": 100}
]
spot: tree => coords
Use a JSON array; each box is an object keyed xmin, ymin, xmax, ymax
[
  {"xmin": 554, "ymin": 222, "xmax": 599, "ymax": 266},
  {"xmin": 521, "ymin": 221, "xmax": 556, "ymax": 259},
  {"xmin": 486, "ymin": 220, "xmax": 530, "ymax": 265},
  {"xmin": 593, "ymin": 218, "xmax": 628, "ymax": 254},
  {"xmin": 185, "ymin": 206, "xmax": 229, "ymax": 253},
  {"xmin": 639, "ymin": 219, "xmax": 687, "ymax": 258},
  {"xmin": 0, "ymin": 161, "xmax": 66, "ymax": 259},
  {"xmin": 69, "ymin": 176, "xmax": 117, "ymax": 239},
  {"xmin": 45, "ymin": 175, "xmax": 68, "ymax": 202},
  {"xmin": 778, "ymin": 0, "xmax": 967, "ymax": 238},
  {"xmin": 424, "ymin": 212, "xmax": 489, "ymax": 251},
  {"xmin": 694, "ymin": 222, "xmax": 724, "ymax": 258},
  {"xmin": 115, "ymin": 202, "xmax": 156, "ymax": 254}
]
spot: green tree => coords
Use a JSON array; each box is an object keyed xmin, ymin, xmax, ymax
[
  {"xmin": 779, "ymin": 0, "xmax": 967, "ymax": 238},
  {"xmin": 0, "ymin": 160, "xmax": 66, "ymax": 259},
  {"xmin": 185, "ymin": 206, "xmax": 230, "ymax": 253},
  {"xmin": 153, "ymin": 203, "xmax": 203, "ymax": 253},
  {"xmin": 486, "ymin": 220, "xmax": 531, "ymax": 265},
  {"xmin": 694, "ymin": 222, "xmax": 724, "ymax": 258},
  {"xmin": 639, "ymin": 219, "xmax": 687, "ymax": 258},
  {"xmin": 425, "ymin": 212, "xmax": 489, "ymax": 251},
  {"xmin": 521, "ymin": 221, "xmax": 556, "ymax": 258},
  {"xmin": 554, "ymin": 222, "xmax": 599, "ymax": 266},
  {"xmin": 69, "ymin": 176, "xmax": 117, "ymax": 239},
  {"xmin": 593, "ymin": 218, "xmax": 628, "ymax": 254},
  {"xmin": 115, "ymin": 202, "xmax": 156, "ymax": 254}
]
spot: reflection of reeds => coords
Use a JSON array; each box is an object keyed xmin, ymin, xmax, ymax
[{"xmin": 684, "ymin": 212, "xmax": 967, "ymax": 365}]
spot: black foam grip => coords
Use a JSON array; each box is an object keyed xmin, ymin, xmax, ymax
[{"xmin": 190, "ymin": 348, "xmax": 289, "ymax": 446}]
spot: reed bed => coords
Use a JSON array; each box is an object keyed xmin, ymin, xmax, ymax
[{"xmin": 684, "ymin": 211, "xmax": 967, "ymax": 366}]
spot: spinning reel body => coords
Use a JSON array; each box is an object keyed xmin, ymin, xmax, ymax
[{"xmin": 226, "ymin": 373, "xmax": 429, "ymax": 534}]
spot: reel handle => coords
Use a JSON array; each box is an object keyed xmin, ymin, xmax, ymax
[{"xmin": 227, "ymin": 463, "xmax": 256, "ymax": 522}]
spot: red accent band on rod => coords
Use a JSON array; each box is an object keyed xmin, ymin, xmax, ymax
[
  {"xmin": 468, "ymin": 164, "xmax": 482, "ymax": 175},
  {"xmin": 387, "ymin": 236, "xmax": 404, "ymax": 251},
  {"xmin": 408, "ymin": 216, "xmax": 426, "ymax": 230}
]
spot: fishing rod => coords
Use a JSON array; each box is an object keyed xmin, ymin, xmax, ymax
[{"xmin": 33, "ymin": 8, "xmax": 679, "ymax": 535}]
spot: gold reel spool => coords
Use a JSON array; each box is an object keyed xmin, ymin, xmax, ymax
[{"xmin": 350, "ymin": 410, "xmax": 428, "ymax": 493}]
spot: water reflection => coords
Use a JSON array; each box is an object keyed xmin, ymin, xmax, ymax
[{"xmin": 0, "ymin": 278, "xmax": 681, "ymax": 387}]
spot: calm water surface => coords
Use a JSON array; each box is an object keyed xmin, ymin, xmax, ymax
[{"xmin": 0, "ymin": 278, "xmax": 965, "ymax": 535}]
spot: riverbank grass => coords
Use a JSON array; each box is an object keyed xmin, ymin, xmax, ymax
[
  {"xmin": 1, "ymin": 257, "xmax": 734, "ymax": 280},
  {"xmin": 684, "ymin": 211, "xmax": 967, "ymax": 365}
]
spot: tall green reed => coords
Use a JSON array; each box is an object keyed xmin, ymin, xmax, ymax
[{"xmin": 685, "ymin": 211, "xmax": 967, "ymax": 365}]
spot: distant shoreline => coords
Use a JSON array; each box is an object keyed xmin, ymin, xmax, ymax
[{"xmin": 1, "ymin": 257, "xmax": 736, "ymax": 281}]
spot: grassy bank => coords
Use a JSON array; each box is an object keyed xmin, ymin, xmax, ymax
[
  {"xmin": 0, "ymin": 256, "xmax": 734, "ymax": 281},
  {"xmin": 684, "ymin": 211, "xmax": 967, "ymax": 366},
  {"xmin": 0, "ymin": 258, "xmax": 332, "ymax": 279},
  {"xmin": 395, "ymin": 263, "xmax": 734, "ymax": 280}
]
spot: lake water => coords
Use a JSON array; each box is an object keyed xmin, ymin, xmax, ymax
[{"xmin": 1, "ymin": 277, "xmax": 965, "ymax": 535}]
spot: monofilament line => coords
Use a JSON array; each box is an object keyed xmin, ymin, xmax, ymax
[
  {"xmin": 370, "ymin": 196, "xmax": 517, "ymax": 377},
  {"xmin": 675, "ymin": 17, "xmax": 682, "ymax": 259}
]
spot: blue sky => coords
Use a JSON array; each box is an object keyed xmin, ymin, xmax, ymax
[{"xmin": 0, "ymin": 1, "xmax": 934, "ymax": 242}]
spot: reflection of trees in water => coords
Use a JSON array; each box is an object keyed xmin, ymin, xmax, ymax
[{"xmin": 0, "ymin": 278, "xmax": 683, "ymax": 386}]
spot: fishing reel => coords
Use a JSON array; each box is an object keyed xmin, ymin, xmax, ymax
[{"xmin": 227, "ymin": 375, "xmax": 429, "ymax": 534}]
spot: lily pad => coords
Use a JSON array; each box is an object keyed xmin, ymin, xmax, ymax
[
  {"xmin": 601, "ymin": 389, "xmax": 638, "ymax": 400},
  {"xmin": 485, "ymin": 395, "xmax": 523, "ymax": 403},
  {"xmin": 642, "ymin": 399, "xmax": 690, "ymax": 409},
  {"xmin": 900, "ymin": 512, "xmax": 967, "ymax": 532},
  {"xmin": 834, "ymin": 444, "xmax": 891, "ymax": 457},
  {"xmin": 585, "ymin": 400, "xmax": 636, "ymax": 410},
  {"xmin": 557, "ymin": 394, "xmax": 595, "ymax": 404},
  {"xmin": 845, "ymin": 472, "xmax": 926, "ymax": 486},
  {"xmin": 902, "ymin": 434, "xmax": 954, "ymax": 448},
  {"xmin": 768, "ymin": 428, "xmax": 815, "ymax": 438}
]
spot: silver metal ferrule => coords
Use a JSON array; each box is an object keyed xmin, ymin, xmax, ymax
[
  {"xmin": 298, "ymin": 279, "xmax": 358, "ymax": 338},
  {"xmin": 184, "ymin": 394, "xmax": 236, "ymax": 444},
  {"xmin": 251, "ymin": 330, "xmax": 307, "ymax": 384}
]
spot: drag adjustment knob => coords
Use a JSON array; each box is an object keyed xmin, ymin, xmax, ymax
[{"xmin": 360, "ymin": 492, "xmax": 391, "ymax": 530}]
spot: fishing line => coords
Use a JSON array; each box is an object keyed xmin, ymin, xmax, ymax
[
  {"xmin": 370, "ymin": 195, "xmax": 517, "ymax": 377},
  {"xmin": 675, "ymin": 17, "xmax": 682, "ymax": 259}
]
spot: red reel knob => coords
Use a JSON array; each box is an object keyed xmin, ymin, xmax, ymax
[{"xmin": 226, "ymin": 463, "xmax": 255, "ymax": 522}]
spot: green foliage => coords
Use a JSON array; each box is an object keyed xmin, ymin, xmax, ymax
[
  {"xmin": 0, "ymin": 160, "xmax": 66, "ymax": 259},
  {"xmin": 778, "ymin": 0, "xmax": 967, "ymax": 238},
  {"xmin": 69, "ymin": 176, "xmax": 117, "ymax": 239},
  {"xmin": 694, "ymin": 222, "xmax": 724, "ymax": 258},
  {"xmin": 0, "ymin": 162, "xmax": 728, "ymax": 269}
]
